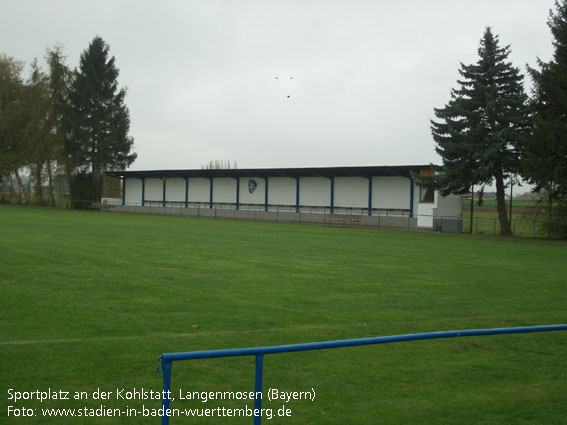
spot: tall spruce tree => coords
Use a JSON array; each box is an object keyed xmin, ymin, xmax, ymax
[
  {"xmin": 45, "ymin": 45, "xmax": 71, "ymax": 206},
  {"xmin": 431, "ymin": 27, "xmax": 530, "ymax": 235},
  {"xmin": 67, "ymin": 36, "xmax": 136, "ymax": 199},
  {"xmin": 525, "ymin": 1, "xmax": 567, "ymax": 201}
]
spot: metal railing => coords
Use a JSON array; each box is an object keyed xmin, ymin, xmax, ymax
[{"xmin": 158, "ymin": 324, "xmax": 567, "ymax": 425}]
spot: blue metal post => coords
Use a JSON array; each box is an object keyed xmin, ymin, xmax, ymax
[
  {"xmin": 122, "ymin": 178, "xmax": 126, "ymax": 206},
  {"xmin": 209, "ymin": 178, "xmax": 213, "ymax": 209},
  {"xmin": 409, "ymin": 178, "xmax": 414, "ymax": 218},
  {"xmin": 141, "ymin": 178, "xmax": 146, "ymax": 207},
  {"xmin": 160, "ymin": 360, "xmax": 172, "ymax": 425},
  {"xmin": 295, "ymin": 177, "xmax": 300, "ymax": 213},
  {"xmin": 330, "ymin": 176, "xmax": 334, "ymax": 214},
  {"xmin": 254, "ymin": 354, "xmax": 264, "ymax": 425},
  {"xmin": 235, "ymin": 178, "xmax": 240, "ymax": 211},
  {"xmin": 264, "ymin": 177, "xmax": 269, "ymax": 212},
  {"xmin": 185, "ymin": 177, "xmax": 189, "ymax": 208},
  {"xmin": 163, "ymin": 177, "xmax": 167, "ymax": 207},
  {"xmin": 367, "ymin": 177, "xmax": 372, "ymax": 216}
]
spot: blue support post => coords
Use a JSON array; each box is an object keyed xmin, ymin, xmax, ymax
[
  {"xmin": 235, "ymin": 177, "xmax": 240, "ymax": 211},
  {"xmin": 163, "ymin": 177, "xmax": 167, "ymax": 207},
  {"xmin": 160, "ymin": 360, "xmax": 172, "ymax": 425},
  {"xmin": 141, "ymin": 178, "xmax": 146, "ymax": 207},
  {"xmin": 409, "ymin": 178, "xmax": 414, "ymax": 218},
  {"xmin": 185, "ymin": 177, "xmax": 189, "ymax": 208},
  {"xmin": 122, "ymin": 178, "xmax": 126, "ymax": 206},
  {"xmin": 330, "ymin": 176, "xmax": 334, "ymax": 214},
  {"xmin": 264, "ymin": 177, "xmax": 269, "ymax": 212},
  {"xmin": 209, "ymin": 177, "xmax": 213, "ymax": 209},
  {"xmin": 254, "ymin": 354, "xmax": 264, "ymax": 425},
  {"xmin": 295, "ymin": 177, "xmax": 300, "ymax": 213},
  {"xmin": 367, "ymin": 177, "xmax": 372, "ymax": 216}
]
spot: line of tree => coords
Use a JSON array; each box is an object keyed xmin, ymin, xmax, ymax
[
  {"xmin": 201, "ymin": 160, "xmax": 238, "ymax": 170},
  {"xmin": 431, "ymin": 0, "xmax": 567, "ymax": 236},
  {"xmin": 0, "ymin": 36, "xmax": 136, "ymax": 205}
]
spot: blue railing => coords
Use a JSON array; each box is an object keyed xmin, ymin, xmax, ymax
[{"xmin": 158, "ymin": 324, "xmax": 567, "ymax": 424}]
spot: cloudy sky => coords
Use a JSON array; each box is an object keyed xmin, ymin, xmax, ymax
[{"xmin": 0, "ymin": 0, "xmax": 557, "ymax": 171}]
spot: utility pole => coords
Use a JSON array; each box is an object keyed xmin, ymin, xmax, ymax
[
  {"xmin": 470, "ymin": 184, "xmax": 474, "ymax": 234},
  {"xmin": 509, "ymin": 178, "xmax": 514, "ymax": 223}
]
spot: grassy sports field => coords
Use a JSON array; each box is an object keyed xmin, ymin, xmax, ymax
[{"xmin": 1, "ymin": 206, "xmax": 566, "ymax": 424}]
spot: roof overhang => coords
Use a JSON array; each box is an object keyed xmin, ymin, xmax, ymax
[{"xmin": 106, "ymin": 165, "xmax": 434, "ymax": 180}]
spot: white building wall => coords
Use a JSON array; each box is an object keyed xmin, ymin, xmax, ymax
[
  {"xmin": 213, "ymin": 178, "xmax": 236, "ymax": 203},
  {"xmin": 165, "ymin": 178, "xmax": 186, "ymax": 202},
  {"xmin": 334, "ymin": 177, "xmax": 368, "ymax": 208},
  {"xmin": 372, "ymin": 176, "xmax": 410, "ymax": 209},
  {"xmin": 300, "ymin": 177, "xmax": 330, "ymax": 207},
  {"xmin": 412, "ymin": 180, "xmax": 420, "ymax": 213},
  {"xmin": 102, "ymin": 197, "xmax": 122, "ymax": 205},
  {"xmin": 417, "ymin": 192, "xmax": 437, "ymax": 228},
  {"xmin": 121, "ymin": 173, "xmax": 451, "ymax": 222},
  {"xmin": 125, "ymin": 178, "xmax": 142, "ymax": 205},
  {"xmin": 239, "ymin": 177, "xmax": 265, "ymax": 204},
  {"xmin": 188, "ymin": 178, "xmax": 210, "ymax": 203},
  {"xmin": 145, "ymin": 178, "xmax": 163, "ymax": 201},
  {"xmin": 435, "ymin": 193, "xmax": 462, "ymax": 217},
  {"xmin": 269, "ymin": 177, "xmax": 296, "ymax": 205}
]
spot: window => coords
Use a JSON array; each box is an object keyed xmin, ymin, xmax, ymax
[{"xmin": 420, "ymin": 185, "xmax": 435, "ymax": 203}]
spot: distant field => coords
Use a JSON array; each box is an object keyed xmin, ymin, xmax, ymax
[
  {"xmin": 466, "ymin": 198, "xmax": 539, "ymax": 209},
  {"xmin": 1, "ymin": 206, "xmax": 566, "ymax": 424}
]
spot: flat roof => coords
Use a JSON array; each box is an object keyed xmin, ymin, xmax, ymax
[{"xmin": 106, "ymin": 165, "xmax": 432, "ymax": 179}]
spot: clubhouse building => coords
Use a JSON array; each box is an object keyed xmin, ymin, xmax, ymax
[{"xmin": 104, "ymin": 165, "xmax": 462, "ymax": 230}]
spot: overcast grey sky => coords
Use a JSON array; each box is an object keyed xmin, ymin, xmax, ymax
[{"xmin": 0, "ymin": 0, "xmax": 557, "ymax": 171}]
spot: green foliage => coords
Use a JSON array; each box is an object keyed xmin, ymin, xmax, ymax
[
  {"xmin": 69, "ymin": 170, "xmax": 98, "ymax": 204},
  {"xmin": 521, "ymin": 193, "xmax": 567, "ymax": 239},
  {"xmin": 525, "ymin": 1, "xmax": 567, "ymax": 199},
  {"xmin": 0, "ymin": 39, "xmax": 137, "ymax": 204},
  {"xmin": 431, "ymin": 28, "xmax": 530, "ymax": 234},
  {"xmin": 25, "ymin": 59, "xmax": 51, "ymax": 205},
  {"xmin": 0, "ymin": 55, "xmax": 26, "ymax": 176},
  {"xmin": 66, "ymin": 37, "xmax": 136, "ymax": 199}
]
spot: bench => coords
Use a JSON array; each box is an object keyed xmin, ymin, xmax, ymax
[
  {"xmin": 88, "ymin": 201, "xmax": 108, "ymax": 211},
  {"xmin": 327, "ymin": 214, "xmax": 362, "ymax": 227}
]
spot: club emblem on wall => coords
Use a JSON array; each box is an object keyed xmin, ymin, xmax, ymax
[{"xmin": 248, "ymin": 179, "xmax": 258, "ymax": 194}]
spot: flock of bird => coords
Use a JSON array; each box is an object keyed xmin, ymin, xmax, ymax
[{"xmin": 275, "ymin": 76, "xmax": 294, "ymax": 98}]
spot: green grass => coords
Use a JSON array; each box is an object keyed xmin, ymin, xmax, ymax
[
  {"xmin": 469, "ymin": 198, "xmax": 538, "ymax": 209},
  {"xmin": 1, "ymin": 206, "xmax": 566, "ymax": 424}
]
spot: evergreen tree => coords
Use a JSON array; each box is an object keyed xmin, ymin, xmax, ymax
[
  {"xmin": 45, "ymin": 46, "xmax": 72, "ymax": 206},
  {"xmin": 67, "ymin": 36, "xmax": 136, "ymax": 199},
  {"xmin": 431, "ymin": 27, "xmax": 530, "ymax": 235},
  {"xmin": 525, "ymin": 0, "xmax": 567, "ymax": 200}
]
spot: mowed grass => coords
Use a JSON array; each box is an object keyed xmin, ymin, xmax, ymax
[{"xmin": 1, "ymin": 206, "xmax": 566, "ymax": 424}]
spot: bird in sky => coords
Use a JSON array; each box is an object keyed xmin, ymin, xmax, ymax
[{"xmin": 275, "ymin": 76, "xmax": 294, "ymax": 99}]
